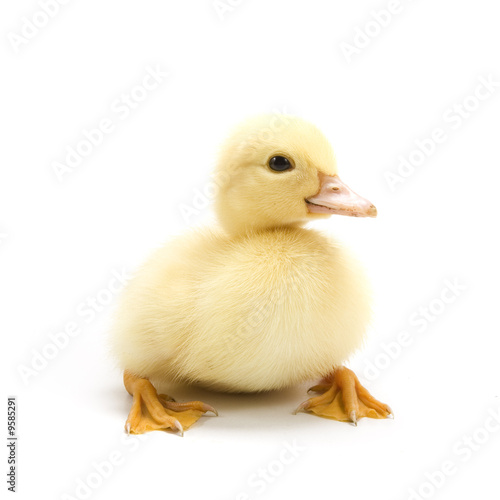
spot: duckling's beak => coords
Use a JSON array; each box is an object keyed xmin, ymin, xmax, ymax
[{"xmin": 306, "ymin": 173, "xmax": 377, "ymax": 218}]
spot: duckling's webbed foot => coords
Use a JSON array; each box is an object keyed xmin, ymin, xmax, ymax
[
  {"xmin": 123, "ymin": 371, "xmax": 217, "ymax": 435},
  {"xmin": 294, "ymin": 366, "xmax": 392, "ymax": 425}
]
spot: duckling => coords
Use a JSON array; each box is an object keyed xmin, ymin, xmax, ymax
[{"xmin": 111, "ymin": 114, "xmax": 391, "ymax": 434}]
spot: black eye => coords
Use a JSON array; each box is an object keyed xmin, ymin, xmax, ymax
[{"xmin": 268, "ymin": 155, "xmax": 292, "ymax": 172}]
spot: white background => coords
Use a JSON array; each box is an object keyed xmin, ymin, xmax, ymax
[{"xmin": 2, "ymin": 1, "xmax": 500, "ymax": 499}]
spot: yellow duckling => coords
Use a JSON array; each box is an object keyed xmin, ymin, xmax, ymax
[{"xmin": 111, "ymin": 114, "xmax": 391, "ymax": 434}]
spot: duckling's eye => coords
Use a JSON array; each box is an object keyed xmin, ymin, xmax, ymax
[{"xmin": 268, "ymin": 156, "xmax": 292, "ymax": 172}]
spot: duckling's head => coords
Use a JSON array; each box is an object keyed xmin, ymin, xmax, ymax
[{"xmin": 214, "ymin": 114, "xmax": 376, "ymax": 235}]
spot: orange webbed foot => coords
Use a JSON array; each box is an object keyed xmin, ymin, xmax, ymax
[
  {"xmin": 295, "ymin": 367, "xmax": 392, "ymax": 425},
  {"xmin": 123, "ymin": 371, "xmax": 217, "ymax": 435}
]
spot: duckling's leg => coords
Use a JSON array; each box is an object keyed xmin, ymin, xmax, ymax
[
  {"xmin": 294, "ymin": 367, "xmax": 392, "ymax": 425},
  {"xmin": 123, "ymin": 371, "xmax": 217, "ymax": 435}
]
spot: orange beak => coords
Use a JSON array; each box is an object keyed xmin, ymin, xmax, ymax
[{"xmin": 306, "ymin": 173, "xmax": 377, "ymax": 218}]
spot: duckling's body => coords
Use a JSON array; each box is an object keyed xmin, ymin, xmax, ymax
[
  {"xmin": 112, "ymin": 226, "xmax": 370, "ymax": 393},
  {"xmin": 113, "ymin": 114, "xmax": 391, "ymax": 434}
]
